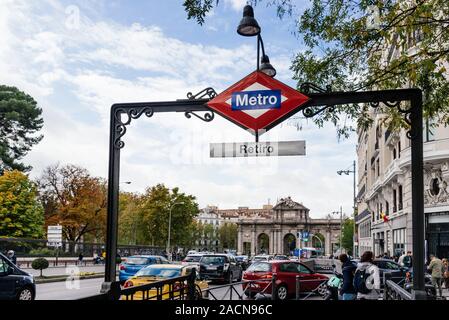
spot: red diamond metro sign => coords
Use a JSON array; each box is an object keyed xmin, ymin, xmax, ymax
[{"xmin": 207, "ymin": 71, "xmax": 310, "ymax": 135}]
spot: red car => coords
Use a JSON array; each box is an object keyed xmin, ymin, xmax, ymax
[{"xmin": 242, "ymin": 260, "xmax": 328, "ymax": 300}]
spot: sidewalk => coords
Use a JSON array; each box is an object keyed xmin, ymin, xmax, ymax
[{"xmin": 23, "ymin": 265, "xmax": 108, "ymax": 277}]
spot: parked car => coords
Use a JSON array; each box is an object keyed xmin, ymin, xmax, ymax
[
  {"xmin": 242, "ymin": 261, "xmax": 328, "ymax": 300},
  {"xmin": 119, "ymin": 255, "xmax": 169, "ymax": 281},
  {"xmin": 273, "ymin": 255, "xmax": 289, "ymax": 261},
  {"xmin": 0, "ymin": 252, "xmax": 36, "ymax": 300},
  {"xmin": 251, "ymin": 255, "xmax": 274, "ymax": 263},
  {"xmin": 199, "ymin": 254, "xmax": 242, "ymax": 283},
  {"xmin": 123, "ymin": 264, "xmax": 208, "ymax": 300},
  {"xmin": 181, "ymin": 254, "xmax": 204, "ymax": 270},
  {"xmin": 235, "ymin": 255, "xmax": 250, "ymax": 270}
]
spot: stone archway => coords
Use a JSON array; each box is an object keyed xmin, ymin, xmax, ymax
[
  {"xmin": 283, "ymin": 233, "xmax": 296, "ymax": 255},
  {"xmin": 257, "ymin": 233, "xmax": 269, "ymax": 254},
  {"xmin": 312, "ymin": 232, "xmax": 325, "ymax": 256}
]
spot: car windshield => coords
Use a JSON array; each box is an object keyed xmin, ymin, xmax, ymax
[
  {"xmin": 135, "ymin": 267, "xmax": 181, "ymax": 278},
  {"xmin": 201, "ymin": 256, "xmax": 225, "ymax": 264},
  {"xmin": 235, "ymin": 256, "xmax": 246, "ymax": 261},
  {"xmin": 274, "ymin": 256, "xmax": 288, "ymax": 260},
  {"xmin": 185, "ymin": 256, "xmax": 202, "ymax": 262},
  {"xmin": 253, "ymin": 256, "xmax": 267, "ymax": 261},
  {"xmin": 125, "ymin": 257, "xmax": 150, "ymax": 265},
  {"xmin": 247, "ymin": 262, "xmax": 271, "ymax": 272}
]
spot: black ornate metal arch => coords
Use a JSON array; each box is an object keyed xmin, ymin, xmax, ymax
[{"xmin": 103, "ymin": 83, "xmax": 426, "ymax": 299}]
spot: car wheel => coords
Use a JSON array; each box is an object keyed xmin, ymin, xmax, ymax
[
  {"xmin": 317, "ymin": 283, "xmax": 328, "ymax": 297},
  {"xmin": 17, "ymin": 287, "xmax": 34, "ymax": 301},
  {"xmin": 276, "ymin": 284, "xmax": 288, "ymax": 300}
]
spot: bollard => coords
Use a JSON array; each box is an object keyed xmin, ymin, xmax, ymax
[
  {"xmin": 384, "ymin": 272, "xmax": 392, "ymax": 300},
  {"xmin": 271, "ymin": 273, "xmax": 277, "ymax": 300},
  {"xmin": 187, "ymin": 268, "xmax": 196, "ymax": 300},
  {"xmin": 229, "ymin": 272, "xmax": 233, "ymax": 300},
  {"xmin": 296, "ymin": 275, "xmax": 300, "ymax": 300}
]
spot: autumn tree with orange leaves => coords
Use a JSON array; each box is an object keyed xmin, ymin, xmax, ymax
[{"xmin": 38, "ymin": 164, "xmax": 107, "ymax": 248}]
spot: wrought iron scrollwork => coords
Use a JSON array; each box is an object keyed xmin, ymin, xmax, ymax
[
  {"xmin": 300, "ymin": 82, "xmax": 332, "ymax": 95},
  {"xmin": 184, "ymin": 110, "xmax": 215, "ymax": 122},
  {"xmin": 187, "ymin": 87, "xmax": 217, "ymax": 100},
  {"xmin": 114, "ymin": 106, "xmax": 154, "ymax": 149},
  {"xmin": 370, "ymin": 100, "xmax": 416, "ymax": 140},
  {"xmin": 300, "ymin": 83, "xmax": 335, "ymax": 118}
]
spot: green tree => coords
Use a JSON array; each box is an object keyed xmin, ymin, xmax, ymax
[
  {"xmin": 0, "ymin": 170, "xmax": 44, "ymax": 238},
  {"xmin": 341, "ymin": 218, "xmax": 354, "ymax": 252},
  {"xmin": 0, "ymin": 86, "xmax": 43, "ymax": 173},
  {"xmin": 218, "ymin": 223, "xmax": 238, "ymax": 250},
  {"xmin": 183, "ymin": 1, "xmax": 449, "ymax": 135},
  {"xmin": 118, "ymin": 192, "xmax": 146, "ymax": 245},
  {"xmin": 139, "ymin": 184, "xmax": 199, "ymax": 248}
]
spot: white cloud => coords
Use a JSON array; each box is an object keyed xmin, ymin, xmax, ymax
[
  {"xmin": 0, "ymin": 0, "xmax": 357, "ymax": 218},
  {"xmin": 224, "ymin": 0, "xmax": 248, "ymax": 12}
]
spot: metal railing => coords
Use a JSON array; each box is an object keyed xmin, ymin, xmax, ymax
[
  {"xmin": 80, "ymin": 271, "xmax": 197, "ymax": 301},
  {"xmin": 201, "ymin": 273, "xmax": 329, "ymax": 301},
  {"xmin": 383, "ymin": 273, "xmax": 412, "ymax": 300}
]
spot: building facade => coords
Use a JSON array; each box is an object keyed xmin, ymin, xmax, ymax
[
  {"xmin": 356, "ymin": 111, "xmax": 449, "ymax": 259},
  {"xmin": 236, "ymin": 197, "xmax": 341, "ymax": 256}
]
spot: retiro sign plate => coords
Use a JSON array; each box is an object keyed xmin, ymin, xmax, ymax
[
  {"xmin": 207, "ymin": 71, "xmax": 310, "ymax": 136},
  {"xmin": 210, "ymin": 141, "xmax": 306, "ymax": 158}
]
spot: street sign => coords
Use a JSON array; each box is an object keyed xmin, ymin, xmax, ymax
[
  {"xmin": 47, "ymin": 225, "xmax": 62, "ymax": 247},
  {"xmin": 207, "ymin": 71, "xmax": 310, "ymax": 135},
  {"xmin": 210, "ymin": 140, "xmax": 305, "ymax": 158}
]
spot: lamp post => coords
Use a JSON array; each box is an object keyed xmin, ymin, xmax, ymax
[
  {"xmin": 237, "ymin": 4, "xmax": 277, "ymax": 142},
  {"xmin": 167, "ymin": 201, "xmax": 184, "ymax": 262},
  {"xmin": 337, "ymin": 160, "xmax": 356, "ymax": 255},
  {"xmin": 332, "ymin": 206, "xmax": 343, "ymax": 254}
]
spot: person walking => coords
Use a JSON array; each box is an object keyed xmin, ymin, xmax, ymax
[
  {"xmin": 402, "ymin": 251, "xmax": 413, "ymax": 270},
  {"xmin": 442, "ymin": 258, "xmax": 449, "ymax": 291},
  {"xmin": 339, "ymin": 254, "xmax": 357, "ymax": 300},
  {"xmin": 6, "ymin": 250, "xmax": 17, "ymax": 265},
  {"xmin": 428, "ymin": 254, "xmax": 444, "ymax": 299},
  {"xmin": 78, "ymin": 253, "xmax": 84, "ymax": 266},
  {"xmin": 354, "ymin": 251, "xmax": 381, "ymax": 300}
]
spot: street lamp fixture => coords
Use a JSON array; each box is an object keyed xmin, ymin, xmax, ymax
[
  {"xmin": 167, "ymin": 201, "xmax": 185, "ymax": 261},
  {"xmin": 237, "ymin": 5, "xmax": 261, "ymax": 37},
  {"xmin": 237, "ymin": 5, "xmax": 276, "ymax": 77},
  {"xmin": 260, "ymin": 54, "xmax": 276, "ymax": 77}
]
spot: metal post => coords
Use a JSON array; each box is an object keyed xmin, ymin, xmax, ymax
[
  {"xmin": 167, "ymin": 206, "xmax": 173, "ymax": 261},
  {"xmin": 353, "ymin": 160, "xmax": 357, "ymax": 256},
  {"xmin": 271, "ymin": 273, "xmax": 277, "ymax": 300},
  {"xmin": 340, "ymin": 206, "xmax": 343, "ymax": 253},
  {"xmin": 410, "ymin": 92, "xmax": 426, "ymax": 300},
  {"xmin": 103, "ymin": 107, "xmax": 120, "ymax": 286},
  {"xmin": 188, "ymin": 268, "xmax": 196, "ymax": 300},
  {"xmin": 295, "ymin": 275, "xmax": 300, "ymax": 300},
  {"xmin": 257, "ymin": 34, "xmax": 260, "ymax": 71}
]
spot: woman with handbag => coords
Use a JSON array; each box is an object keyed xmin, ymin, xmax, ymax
[{"xmin": 443, "ymin": 258, "xmax": 449, "ymax": 290}]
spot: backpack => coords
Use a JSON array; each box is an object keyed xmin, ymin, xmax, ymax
[
  {"xmin": 353, "ymin": 268, "xmax": 371, "ymax": 294},
  {"xmin": 403, "ymin": 256, "xmax": 412, "ymax": 267}
]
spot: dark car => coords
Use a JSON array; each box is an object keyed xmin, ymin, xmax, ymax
[
  {"xmin": 242, "ymin": 261, "xmax": 328, "ymax": 300},
  {"xmin": 199, "ymin": 254, "xmax": 242, "ymax": 283},
  {"xmin": 0, "ymin": 253, "xmax": 36, "ymax": 300},
  {"xmin": 119, "ymin": 255, "xmax": 169, "ymax": 281},
  {"xmin": 235, "ymin": 255, "xmax": 250, "ymax": 270}
]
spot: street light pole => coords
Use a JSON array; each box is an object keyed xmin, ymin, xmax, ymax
[
  {"xmin": 337, "ymin": 160, "xmax": 356, "ymax": 255},
  {"xmin": 167, "ymin": 201, "xmax": 184, "ymax": 262}
]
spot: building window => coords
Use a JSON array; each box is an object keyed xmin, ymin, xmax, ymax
[
  {"xmin": 376, "ymin": 159, "xmax": 380, "ymax": 177},
  {"xmin": 398, "ymin": 141, "xmax": 401, "ymax": 158},
  {"xmin": 430, "ymin": 178, "xmax": 440, "ymax": 197},
  {"xmin": 385, "ymin": 201, "xmax": 389, "ymax": 215},
  {"xmin": 398, "ymin": 185, "xmax": 403, "ymax": 210},
  {"xmin": 393, "ymin": 228, "xmax": 406, "ymax": 257},
  {"xmin": 393, "ymin": 148, "xmax": 397, "ymax": 160},
  {"xmin": 393, "ymin": 189, "xmax": 397, "ymax": 213},
  {"xmin": 424, "ymin": 118, "xmax": 435, "ymax": 142}
]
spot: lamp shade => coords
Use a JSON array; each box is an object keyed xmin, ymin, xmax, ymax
[
  {"xmin": 260, "ymin": 55, "xmax": 276, "ymax": 77},
  {"xmin": 237, "ymin": 5, "xmax": 261, "ymax": 36}
]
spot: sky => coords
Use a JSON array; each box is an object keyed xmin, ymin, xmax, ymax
[{"xmin": 0, "ymin": 0, "xmax": 357, "ymax": 218}]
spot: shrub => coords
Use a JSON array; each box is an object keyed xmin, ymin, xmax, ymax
[{"xmin": 31, "ymin": 258, "xmax": 49, "ymax": 277}]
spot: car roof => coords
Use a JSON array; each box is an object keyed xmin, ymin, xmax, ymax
[
  {"xmin": 142, "ymin": 264, "xmax": 184, "ymax": 269},
  {"xmin": 128, "ymin": 255, "xmax": 164, "ymax": 258}
]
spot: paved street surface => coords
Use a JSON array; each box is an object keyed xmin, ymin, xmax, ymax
[
  {"xmin": 35, "ymin": 277, "xmax": 324, "ymax": 300},
  {"xmin": 36, "ymin": 278, "xmax": 105, "ymax": 300}
]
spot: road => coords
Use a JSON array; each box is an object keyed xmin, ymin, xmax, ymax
[{"xmin": 35, "ymin": 278, "xmax": 323, "ymax": 300}]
